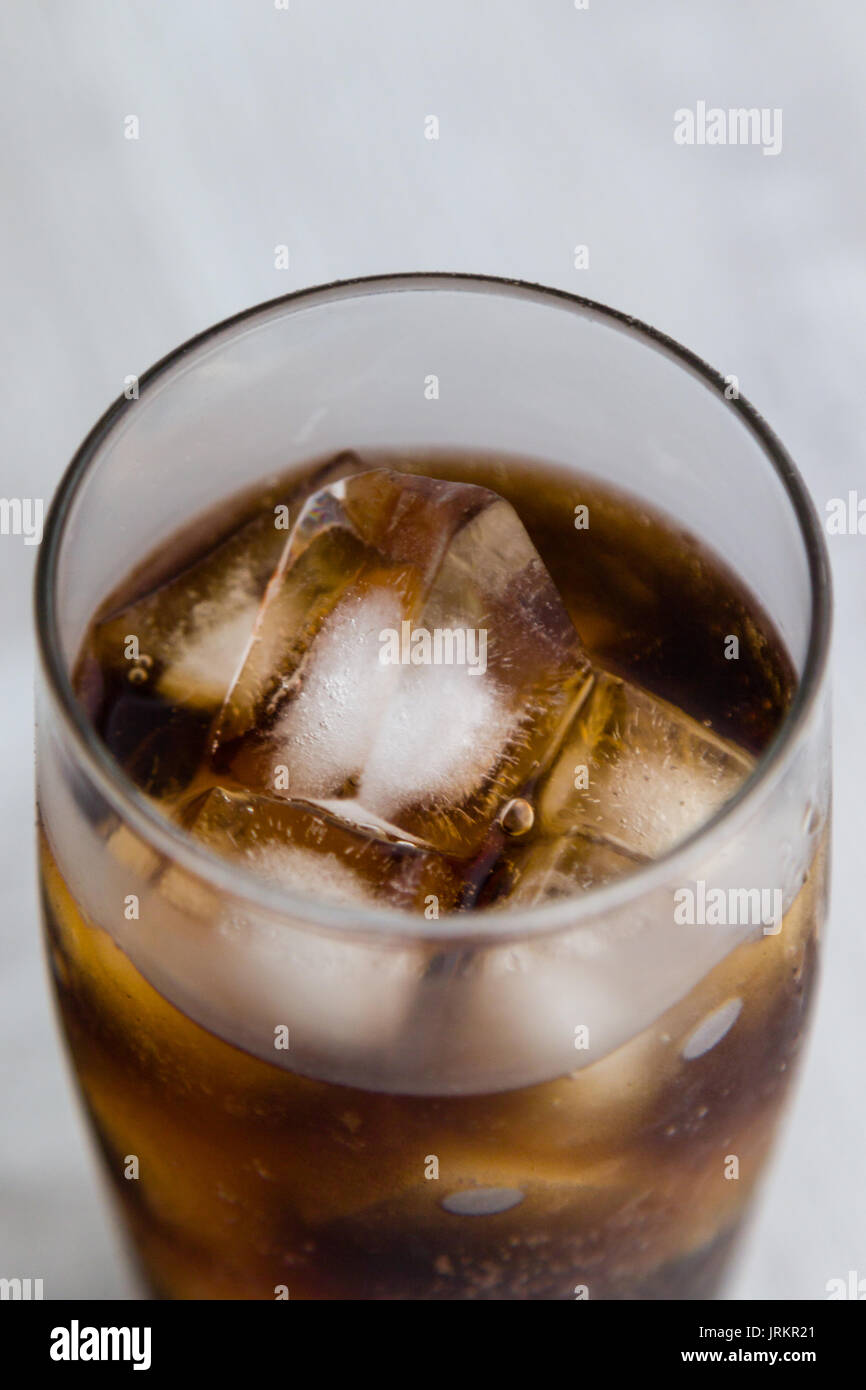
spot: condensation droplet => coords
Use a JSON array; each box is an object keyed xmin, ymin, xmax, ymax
[
  {"xmin": 681, "ymin": 998, "xmax": 743, "ymax": 1061},
  {"xmin": 441, "ymin": 1187, "xmax": 524, "ymax": 1216}
]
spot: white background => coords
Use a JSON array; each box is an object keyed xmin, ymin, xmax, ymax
[{"xmin": 1, "ymin": 1, "xmax": 864, "ymax": 1299}]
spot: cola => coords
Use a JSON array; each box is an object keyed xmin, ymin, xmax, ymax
[{"xmin": 39, "ymin": 451, "xmax": 824, "ymax": 1300}]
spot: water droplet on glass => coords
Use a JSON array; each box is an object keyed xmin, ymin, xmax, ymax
[
  {"xmin": 441, "ymin": 1187, "xmax": 525, "ymax": 1216},
  {"xmin": 681, "ymin": 998, "xmax": 743, "ymax": 1061}
]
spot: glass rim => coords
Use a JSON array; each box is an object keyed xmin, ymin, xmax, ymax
[{"xmin": 34, "ymin": 272, "xmax": 833, "ymax": 943}]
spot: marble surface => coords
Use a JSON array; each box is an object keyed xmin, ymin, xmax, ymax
[{"xmin": 1, "ymin": 1, "xmax": 864, "ymax": 1299}]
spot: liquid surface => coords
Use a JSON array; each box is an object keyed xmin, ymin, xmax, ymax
[{"xmin": 74, "ymin": 451, "xmax": 795, "ymax": 914}]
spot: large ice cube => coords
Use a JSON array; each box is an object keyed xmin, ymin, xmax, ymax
[{"xmin": 210, "ymin": 470, "xmax": 592, "ymax": 856}]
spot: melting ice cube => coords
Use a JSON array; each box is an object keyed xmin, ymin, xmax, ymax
[
  {"xmin": 88, "ymin": 450, "xmax": 371, "ymax": 717},
  {"xmin": 91, "ymin": 511, "xmax": 286, "ymax": 714},
  {"xmin": 84, "ymin": 453, "xmax": 373, "ymax": 795},
  {"xmin": 536, "ymin": 670, "xmax": 754, "ymax": 859},
  {"xmin": 210, "ymin": 470, "xmax": 592, "ymax": 857},
  {"xmin": 178, "ymin": 785, "xmax": 469, "ymax": 914},
  {"xmin": 483, "ymin": 670, "xmax": 754, "ymax": 907}
]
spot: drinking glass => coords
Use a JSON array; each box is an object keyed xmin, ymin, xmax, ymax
[{"xmin": 35, "ymin": 276, "xmax": 831, "ymax": 1299}]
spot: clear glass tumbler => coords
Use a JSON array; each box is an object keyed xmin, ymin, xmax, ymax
[{"xmin": 35, "ymin": 276, "xmax": 831, "ymax": 1300}]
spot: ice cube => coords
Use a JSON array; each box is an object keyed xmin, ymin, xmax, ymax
[
  {"xmin": 177, "ymin": 785, "xmax": 469, "ymax": 913},
  {"xmin": 91, "ymin": 511, "xmax": 287, "ymax": 714},
  {"xmin": 536, "ymin": 671, "xmax": 754, "ymax": 859},
  {"xmin": 84, "ymin": 512, "xmax": 291, "ymax": 795},
  {"xmin": 481, "ymin": 670, "xmax": 754, "ymax": 908},
  {"xmin": 477, "ymin": 831, "xmax": 646, "ymax": 908},
  {"xmin": 210, "ymin": 470, "xmax": 592, "ymax": 856},
  {"xmin": 84, "ymin": 453, "xmax": 376, "ymax": 795},
  {"xmin": 90, "ymin": 451, "xmax": 372, "ymax": 717}
]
